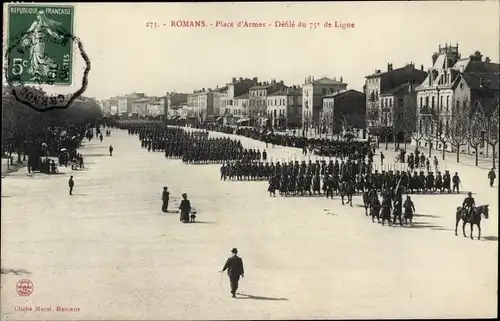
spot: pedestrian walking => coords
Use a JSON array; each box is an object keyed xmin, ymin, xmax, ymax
[
  {"xmin": 488, "ymin": 168, "xmax": 496, "ymax": 187},
  {"xmin": 380, "ymin": 152, "xmax": 385, "ymax": 166},
  {"xmin": 109, "ymin": 145, "xmax": 113, "ymax": 156},
  {"xmin": 433, "ymin": 156, "xmax": 439, "ymax": 172},
  {"xmin": 162, "ymin": 186, "xmax": 170, "ymax": 213},
  {"xmin": 68, "ymin": 176, "xmax": 74, "ymax": 195},
  {"xmin": 221, "ymin": 248, "xmax": 244, "ymax": 298},
  {"xmin": 179, "ymin": 193, "xmax": 191, "ymax": 223}
]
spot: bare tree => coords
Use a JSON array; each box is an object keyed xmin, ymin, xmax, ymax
[
  {"xmin": 484, "ymin": 107, "xmax": 499, "ymax": 168},
  {"xmin": 400, "ymin": 111, "xmax": 422, "ymax": 151},
  {"xmin": 447, "ymin": 106, "xmax": 469, "ymax": 163},
  {"xmin": 421, "ymin": 108, "xmax": 439, "ymax": 157},
  {"xmin": 432, "ymin": 117, "xmax": 450, "ymax": 160},
  {"xmin": 467, "ymin": 111, "xmax": 485, "ymax": 167}
]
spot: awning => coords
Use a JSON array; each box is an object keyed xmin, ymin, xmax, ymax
[{"xmin": 236, "ymin": 118, "xmax": 251, "ymax": 123}]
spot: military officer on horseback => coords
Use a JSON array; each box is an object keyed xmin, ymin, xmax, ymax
[{"xmin": 462, "ymin": 192, "xmax": 475, "ymax": 218}]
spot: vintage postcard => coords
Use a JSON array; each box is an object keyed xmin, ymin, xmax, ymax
[{"xmin": 1, "ymin": 2, "xmax": 498, "ymax": 320}]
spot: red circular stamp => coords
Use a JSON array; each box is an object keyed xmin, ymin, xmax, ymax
[{"xmin": 16, "ymin": 279, "xmax": 34, "ymax": 296}]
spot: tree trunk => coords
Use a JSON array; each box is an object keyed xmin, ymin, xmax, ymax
[
  {"xmin": 456, "ymin": 147, "xmax": 460, "ymax": 163},
  {"xmin": 474, "ymin": 147, "xmax": 478, "ymax": 166},
  {"xmin": 385, "ymin": 134, "xmax": 388, "ymax": 150},
  {"xmin": 442, "ymin": 142, "xmax": 446, "ymax": 160},
  {"xmin": 403, "ymin": 133, "xmax": 407, "ymax": 151},
  {"xmin": 428, "ymin": 141, "xmax": 432, "ymax": 158},
  {"xmin": 492, "ymin": 145, "xmax": 497, "ymax": 169}
]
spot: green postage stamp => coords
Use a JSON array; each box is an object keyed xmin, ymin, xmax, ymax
[{"xmin": 7, "ymin": 4, "xmax": 74, "ymax": 86}]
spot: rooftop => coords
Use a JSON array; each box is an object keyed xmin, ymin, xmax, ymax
[
  {"xmin": 323, "ymin": 89, "xmax": 364, "ymax": 98},
  {"xmin": 234, "ymin": 94, "xmax": 249, "ymax": 99}
]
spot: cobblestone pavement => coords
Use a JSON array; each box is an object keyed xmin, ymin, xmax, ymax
[{"xmin": 1, "ymin": 128, "xmax": 497, "ymax": 320}]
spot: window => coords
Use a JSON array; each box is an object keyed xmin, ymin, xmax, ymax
[
  {"xmin": 425, "ymin": 96, "xmax": 429, "ymax": 107},
  {"xmin": 420, "ymin": 97, "xmax": 423, "ymax": 108},
  {"xmin": 446, "ymin": 96, "xmax": 449, "ymax": 111},
  {"xmin": 431, "ymin": 97, "xmax": 435, "ymax": 109},
  {"xmin": 456, "ymin": 98, "xmax": 460, "ymax": 112},
  {"xmin": 440, "ymin": 96, "xmax": 443, "ymax": 109},
  {"xmin": 322, "ymin": 88, "xmax": 326, "ymax": 95}
]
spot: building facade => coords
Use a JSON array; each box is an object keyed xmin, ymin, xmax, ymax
[
  {"xmin": 415, "ymin": 45, "xmax": 500, "ymax": 157},
  {"xmin": 132, "ymin": 98, "xmax": 149, "ymax": 115},
  {"xmin": 365, "ymin": 63, "xmax": 427, "ymax": 131},
  {"xmin": 164, "ymin": 92, "xmax": 188, "ymax": 118},
  {"xmin": 248, "ymin": 79, "xmax": 287, "ymax": 126},
  {"xmin": 224, "ymin": 77, "xmax": 259, "ymax": 117},
  {"xmin": 187, "ymin": 89, "xmax": 215, "ymax": 120},
  {"xmin": 267, "ymin": 86, "xmax": 302, "ymax": 129},
  {"xmin": 233, "ymin": 94, "xmax": 249, "ymax": 118},
  {"xmin": 302, "ymin": 76, "xmax": 347, "ymax": 132},
  {"xmin": 321, "ymin": 89, "xmax": 366, "ymax": 135}
]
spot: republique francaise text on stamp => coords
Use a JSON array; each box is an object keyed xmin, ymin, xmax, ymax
[{"xmin": 4, "ymin": 4, "xmax": 91, "ymax": 111}]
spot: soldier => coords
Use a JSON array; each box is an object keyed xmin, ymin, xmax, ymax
[
  {"xmin": 162, "ymin": 186, "xmax": 170, "ymax": 213},
  {"xmin": 221, "ymin": 248, "xmax": 244, "ymax": 298},
  {"xmin": 462, "ymin": 192, "xmax": 475, "ymax": 218},
  {"xmin": 68, "ymin": 176, "xmax": 74, "ymax": 195},
  {"xmin": 403, "ymin": 196, "xmax": 416, "ymax": 225},
  {"xmin": 487, "ymin": 168, "xmax": 496, "ymax": 187},
  {"xmin": 443, "ymin": 170, "xmax": 451, "ymax": 193},
  {"xmin": 452, "ymin": 172, "xmax": 461, "ymax": 193},
  {"xmin": 109, "ymin": 145, "xmax": 114, "ymax": 156}
]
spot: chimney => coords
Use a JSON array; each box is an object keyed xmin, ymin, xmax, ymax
[
  {"xmin": 485, "ymin": 57, "xmax": 491, "ymax": 63},
  {"xmin": 271, "ymin": 79, "xmax": 276, "ymax": 84},
  {"xmin": 432, "ymin": 52, "xmax": 439, "ymax": 65},
  {"xmin": 375, "ymin": 69, "xmax": 381, "ymax": 74},
  {"xmin": 420, "ymin": 64, "xmax": 424, "ymax": 71},
  {"xmin": 280, "ymin": 80, "xmax": 284, "ymax": 85},
  {"xmin": 232, "ymin": 77, "xmax": 236, "ymax": 83},
  {"xmin": 387, "ymin": 63, "xmax": 393, "ymax": 72},
  {"xmin": 333, "ymin": 77, "xmax": 336, "ymax": 81},
  {"xmin": 253, "ymin": 77, "xmax": 258, "ymax": 83},
  {"xmin": 340, "ymin": 76, "xmax": 343, "ymax": 83},
  {"xmin": 239, "ymin": 77, "xmax": 243, "ymax": 81}
]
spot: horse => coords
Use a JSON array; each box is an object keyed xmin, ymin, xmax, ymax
[
  {"xmin": 362, "ymin": 191, "xmax": 372, "ymax": 216},
  {"xmin": 455, "ymin": 205, "xmax": 489, "ymax": 240},
  {"xmin": 380, "ymin": 202, "xmax": 392, "ymax": 226},
  {"xmin": 392, "ymin": 201, "xmax": 403, "ymax": 226},
  {"xmin": 340, "ymin": 181, "xmax": 354, "ymax": 207},
  {"xmin": 370, "ymin": 203, "xmax": 381, "ymax": 223}
]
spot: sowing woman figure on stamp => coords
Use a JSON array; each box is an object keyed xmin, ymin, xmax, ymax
[{"xmin": 21, "ymin": 10, "xmax": 64, "ymax": 80}]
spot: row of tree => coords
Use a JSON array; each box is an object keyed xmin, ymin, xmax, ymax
[
  {"xmin": 2, "ymin": 89, "xmax": 102, "ymax": 151},
  {"xmin": 402, "ymin": 103, "xmax": 499, "ymax": 168}
]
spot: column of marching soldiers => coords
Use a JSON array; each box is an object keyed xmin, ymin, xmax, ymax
[{"xmin": 116, "ymin": 121, "xmax": 463, "ymax": 227}]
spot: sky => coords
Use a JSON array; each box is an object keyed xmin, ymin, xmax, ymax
[{"xmin": 3, "ymin": 2, "xmax": 499, "ymax": 100}]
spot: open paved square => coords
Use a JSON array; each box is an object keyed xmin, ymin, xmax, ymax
[{"xmin": 1, "ymin": 128, "xmax": 497, "ymax": 320}]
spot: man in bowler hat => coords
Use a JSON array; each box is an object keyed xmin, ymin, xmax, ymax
[{"xmin": 221, "ymin": 248, "xmax": 244, "ymax": 298}]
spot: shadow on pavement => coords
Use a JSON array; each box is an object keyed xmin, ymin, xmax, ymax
[
  {"xmin": 192, "ymin": 221, "xmax": 216, "ymax": 224},
  {"xmin": 236, "ymin": 293, "xmax": 288, "ymax": 301},
  {"xmin": 408, "ymin": 221, "xmax": 451, "ymax": 231},
  {"xmin": 73, "ymin": 193, "xmax": 88, "ymax": 196},
  {"xmin": 413, "ymin": 213, "xmax": 441, "ymax": 219},
  {"xmin": 1, "ymin": 268, "xmax": 31, "ymax": 276},
  {"xmin": 482, "ymin": 236, "xmax": 498, "ymax": 242},
  {"xmin": 83, "ymin": 153, "xmax": 109, "ymax": 157}
]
